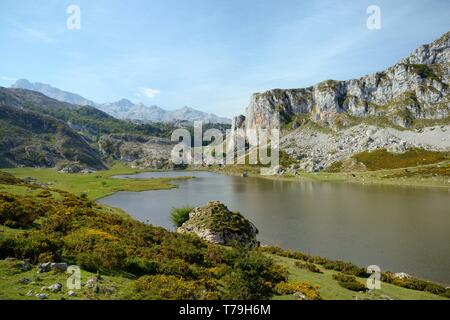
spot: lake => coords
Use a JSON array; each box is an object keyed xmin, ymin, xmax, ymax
[{"xmin": 98, "ymin": 171, "xmax": 450, "ymax": 285}]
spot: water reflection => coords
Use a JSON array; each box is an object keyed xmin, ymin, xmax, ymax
[{"xmin": 99, "ymin": 171, "xmax": 450, "ymax": 284}]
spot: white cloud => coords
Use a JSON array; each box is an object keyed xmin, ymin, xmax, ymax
[
  {"xmin": 141, "ymin": 87, "xmax": 160, "ymax": 99},
  {"xmin": 8, "ymin": 21, "xmax": 57, "ymax": 43}
]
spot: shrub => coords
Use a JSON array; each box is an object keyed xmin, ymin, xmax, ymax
[
  {"xmin": 170, "ymin": 207, "xmax": 193, "ymax": 228},
  {"xmin": 0, "ymin": 193, "xmax": 50, "ymax": 228},
  {"xmin": 221, "ymin": 251, "xmax": 288, "ymax": 300},
  {"xmin": 259, "ymin": 246, "xmax": 367, "ymax": 277},
  {"xmin": 294, "ymin": 261, "xmax": 322, "ymax": 273},
  {"xmin": 135, "ymin": 275, "xmax": 218, "ymax": 300},
  {"xmin": 124, "ymin": 257, "xmax": 158, "ymax": 276},
  {"xmin": 36, "ymin": 190, "xmax": 53, "ymax": 198},
  {"xmin": 382, "ymin": 272, "xmax": 446, "ymax": 295},
  {"xmin": 275, "ymin": 281, "xmax": 321, "ymax": 300},
  {"xmin": 0, "ymin": 233, "xmax": 63, "ymax": 264},
  {"xmin": 322, "ymin": 260, "xmax": 367, "ymax": 277},
  {"xmin": 0, "ymin": 171, "xmax": 23, "ymax": 185},
  {"xmin": 333, "ymin": 273, "xmax": 367, "ymax": 292}
]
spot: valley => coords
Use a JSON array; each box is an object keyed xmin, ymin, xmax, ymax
[{"xmin": 0, "ymin": 28, "xmax": 449, "ymax": 302}]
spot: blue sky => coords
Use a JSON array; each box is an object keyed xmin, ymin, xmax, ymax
[{"xmin": 0, "ymin": 0, "xmax": 449, "ymax": 117}]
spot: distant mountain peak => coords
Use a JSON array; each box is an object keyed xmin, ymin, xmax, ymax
[
  {"xmin": 12, "ymin": 79, "xmax": 231, "ymax": 124},
  {"xmin": 13, "ymin": 79, "xmax": 33, "ymax": 87},
  {"xmin": 114, "ymin": 98, "xmax": 134, "ymax": 107},
  {"xmin": 12, "ymin": 79, "xmax": 96, "ymax": 107}
]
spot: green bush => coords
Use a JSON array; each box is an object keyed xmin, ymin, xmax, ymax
[
  {"xmin": 259, "ymin": 246, "xmax": 367, "ymax": 277},
  {"xmin": 124, "ymin": 257, "xmax": 158, "ymax": 276},
  {"xmin": 382, "ymin": 272, "xmax": 446, "ymax": 295},
  {"xmin": 0, "ymin": 193, "xmax": 50, "ymax": 228},
  {"xmin": 294, "ymin": 261, "xmax": 322, "ymax": 273},
  {"xmin": 333, "ymin": 273, "xmax": 367, "ymax": 292},
  {"xmin": 135, "ymin": 275, "xmax": 219, "ymax": 300},
  {"xmin": 221, "ymin": 251, "xmax": 288, "ymax": 300},
  {"xmin": 275, "ymin": 281, "xmax": 322, "ymax": 300},
  {"xmin": 170, "ymin": 207, "xmax": 193, "ymax": 228}
]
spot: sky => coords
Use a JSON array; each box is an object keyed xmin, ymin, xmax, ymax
[{"xmin": 0, "ymin": 0, "xmax": 449, "ymax": 117}]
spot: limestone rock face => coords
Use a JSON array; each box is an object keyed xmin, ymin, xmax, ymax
[
  {"xmin": 245, "ymin": 31, "xmax": 450, "ymax": 131},
  {"xmin": 177, "ymin": 201, "xmax": 259, "ymax": 248},
  {"xmin": 98, "ymin": 134, "xmax": 177, "ymax": 169},
  {"xmin": 231, "ymin": 115, "xmax": 246, "ymax": 131}
]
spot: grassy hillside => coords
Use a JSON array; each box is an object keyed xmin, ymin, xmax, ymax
[
  {"xmin": 270, "ymin": 255, "xmax": 447, "ymax": 300},
  {"xmin": 0, "ymin": 164, "xmax": 190, "ymax": 200},
  {"xmin": 0, "ymin": 87, "xmax": 168, "ymax": 138},
  {"xmin": 0, "ymin": 105, "xmax": 105, "ymax": 169},
  {"xmin": 0, "ymin": 168, "xmax": 448, "ymax": 300},
  {"xmin": 0, "ymin": 87, "xmax": 179, "ymax": 169},
  {"xmin": 0, "ymin": 179, "xmax": 287, "ymax": 300}
]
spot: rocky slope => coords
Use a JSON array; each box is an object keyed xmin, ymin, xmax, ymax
[
  {"xmin": 177, "ymin": 201, "xmax": 259, "ymax": 248},
  {"xmin": 12, "ymin": 79, "xmax": 96, "ymax": 106},
  {"xmin": 0, "ymin": 87, "xmax": 172, "ymax": 169},
  {"xmin": 281, "ymin": 124, "xmax": 450, "ymax": 172},
  {"xmin": 0, "ymin": 104, "xmax": 105, "ymax": 169},
  {"xmin": 98, "ymin": 134, "xmax": 176, "ymax": 169},
  {"xmin": 234, "ymin": 31, "xmax": 450, "ymax": 172}
]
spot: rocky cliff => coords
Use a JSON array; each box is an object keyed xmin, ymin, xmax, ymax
[
  {"xmin": 245, "ymin": 31, "xmax": 449, "ymax": 131},
  {"xmin": 98, "ymin": 134, "xmax": 176, "ymax": 169}
]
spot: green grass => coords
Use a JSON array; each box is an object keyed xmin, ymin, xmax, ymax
[
  {"xmin": 352, "ymin": 149, "xmax": 450, "ymax": 171},
  {"xmin": 0, "ymin": 164, "xmax": 193, "ymax": 200},
  {"xmin": 270, "ymin": 255, "xmax": 448, "ymax": 300},
  {"xmin": 170, "ymin": 207, "xmax": 193, "ymax": 228},
  {"xmin": 0, "ymin": 259, "xmax": 135, "ymax": 300}
]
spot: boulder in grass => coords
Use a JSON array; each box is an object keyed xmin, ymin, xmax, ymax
[{"xmin": 177, "ymin": 201, "xmax": 259, "ymax": 248}]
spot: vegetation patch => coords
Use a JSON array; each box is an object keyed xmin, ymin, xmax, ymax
[
  {"xmin": 135, "ymin": 275, "xmax": 219, "ymax": 300},
  {"xmin": 170, "ymin": 207, "xmax": 193, "ymax": 228},
  {"xmin": 0, "ymin": 175, "xmax": 286, "ymax": 300},
  {"xmin": 294, "ymin": 261, "xmax": 322, "ymax": 273},
  {"xmin": 407, "ymin": 63, "xmax": 440, "ymax": 82},
  {"xmin": 275, "ymin": 281, "xmax": 321, "ymax": 300},
  {"xmin": 1, "ymin": 165, "xmax": 189, "ymax": 200},
  {"xmin": 384, "ymin": 164, "xmax": 450, "ymax": 178},
  {"xmin": 0, "ymin": 171, "xmax": 23, "ymax": 185},
  {"xmin": 260, "ymin": 246, "xmax": 367, "ymax": 277},
  {"xmin": 382, "ymin": 273, "xmax": 450, "ymax": 297},
  {"xmin": 261, "ymin": 246, "xmax": 449, "ymax": 298},
  {"xmin": 332, "ymin": 273, "xmax": 367, "ymax": 292},
  {"xmin": 352, "ymin": 148, "xmax": 450, "ymax": 171}
]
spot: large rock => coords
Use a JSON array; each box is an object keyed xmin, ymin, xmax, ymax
[{"xmin": 177, "ymin": 201, "xmax": 259, "ymax": 248}]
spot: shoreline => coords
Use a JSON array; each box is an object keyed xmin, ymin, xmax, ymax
[
  {"xmin": 2, "ymin": 166, "xmax": 449, "ymax": 287},
  {"xmin": 206, "ymin": 163, "xmax": 450, "ymax": 190}
]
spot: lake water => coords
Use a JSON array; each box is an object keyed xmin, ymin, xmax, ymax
[{"xmin": 98, "ymin": 171, "xmax": 450, "ymax": 285}]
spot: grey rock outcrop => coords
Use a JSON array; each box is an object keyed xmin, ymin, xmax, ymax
[
  {"xmin": 98, "ymin": 134, "xmax": 177, "ymax": 169},
  {"xmin": 177, "ymin": 201, "xmax": 259, "ymax": 248},
  {"xmin": 281, "ymin": 124, "xmax": 450, "ymax": 172}
]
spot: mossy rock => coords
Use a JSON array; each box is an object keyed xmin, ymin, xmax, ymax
[{"xmin": 177, "ymin": 201, "xmax": 259, "ymax": 248}]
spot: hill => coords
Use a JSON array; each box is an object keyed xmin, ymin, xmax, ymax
[{"xmin": 0, "ymin": 87, "xmax": 174, "ymax": 169}]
